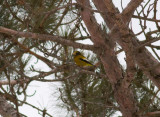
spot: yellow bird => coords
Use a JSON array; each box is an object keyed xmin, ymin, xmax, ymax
[{"xmin": 73, "ymin": 51, "xmax": 93, "ymax": 67}]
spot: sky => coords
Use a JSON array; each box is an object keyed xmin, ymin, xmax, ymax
[{"xmin": 19, "ymin": 81, "xmax": 69, "ymax": 117}]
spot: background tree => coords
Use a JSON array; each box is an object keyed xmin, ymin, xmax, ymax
[{"xmin": 0, "ymin": 0, "xmax": 160, "ymax": 117}]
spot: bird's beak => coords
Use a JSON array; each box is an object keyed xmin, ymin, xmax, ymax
[
  {"xmin": 72, "ymin": 52, "xmax": 76, "ymax": 56},
  {"xmin": 72, "ymin": 51, "xmax": 76, "ymax": 56}
]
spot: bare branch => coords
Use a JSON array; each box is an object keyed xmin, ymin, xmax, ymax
[
  {"xmin": 18, "ymin": 100, "xmax": 52, "ymax": 117},
  {"xmin": 0, "ymin": 26, "xmax": 94, "ymax": 50},
  {"xmin": 144, "ymin": 111, "xmax": 160, "ymax": 117},
  {"xmin": 132, "ymin": 15, "xmax": 160, "ymax": 22},
  {"xmin": 10, "ymin": 39, "xmax": 55, "ymax": 69},
  {"xmin": 82, "ymin": 100, "xmax": 119, "ymax": 109},
  {"xmin": 137, "ymin": 37, "xmax": 160, "ymax": 49},
  {"xmin": 76, "ymin": 0, "xmax": 106, "ymax": 45},
  {"xmin": 92, "ymin": 0, "xmax": 116, "ymax": 28},
  {"xmin": 122, "ymin": 0, "xmax": 144, "ymax": 23}
]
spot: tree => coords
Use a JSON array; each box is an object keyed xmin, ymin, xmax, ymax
[{"xmin": 0, "ymin": 0, "xmax": 160, "ymax": 117}]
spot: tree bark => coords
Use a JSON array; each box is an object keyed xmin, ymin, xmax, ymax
[
  {"xmin": 93, "ymin": 0, "xmax": 160, "ymax": 89},
  {"xmin": 77, "ymin": 0, "xmax": 139, "ymax": 116},
  {"xmin": 0, "ymin": 96, "xmax": 21, "ymax": 117}
]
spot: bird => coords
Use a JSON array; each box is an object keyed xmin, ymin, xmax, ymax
[{"xmin": 72, "ymin": 51, "xmax": 93, "ymax": 67}]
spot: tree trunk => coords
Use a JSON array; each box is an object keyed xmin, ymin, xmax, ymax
[{"xmin": 77, "ymin": 0, "xmax": 139, "ymax": 116}]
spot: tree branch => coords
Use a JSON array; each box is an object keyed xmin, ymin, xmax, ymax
[
  {"xmin": 0, "ymin": 26, "xmax": 94, "ymax": 50},
  {"xmin": 94, "ymin": 0, "xmax": 117, "ymax": 28},
  {"xmin": 121, "ymin": 0, "xmax": 144, "ymax": 23},
  {"xmin": 137, "ymin": 37, "xmax": 160, "ymax": 50},
  {"xmin": 93, "ymin": 0, "xmax": 160, "ymax": 90},
  {"xmin": 78, "ymin": 0, "xmax": 139, "ymax": 116},
  {"xmin": 76, "ymin": 0, "xmax": 106, "ymax": 45},
  {"xmin": 132, "ymin": 15, "xmax": 160, "ymax": 22},
  {"xmin": 144, "ymin": 111, "xmax": 160, "ymax": 117}
]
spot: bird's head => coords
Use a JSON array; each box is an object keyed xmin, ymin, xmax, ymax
[{"xmin": 73, "ymin": 51, "xmax": 81, "ymax": 56}]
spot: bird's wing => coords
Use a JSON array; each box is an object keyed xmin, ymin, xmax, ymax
[{"xmin": 79, "ymin": 58, "xmax": 93, "ymax": 65}]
